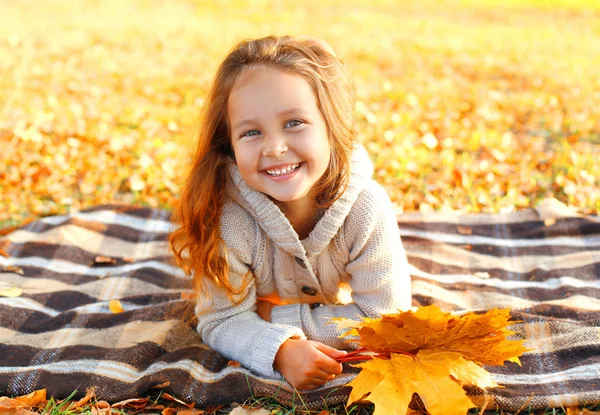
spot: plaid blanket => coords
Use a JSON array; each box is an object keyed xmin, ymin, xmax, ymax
[{"xmin": 1, "ymin": 201, "xmax": 599, "ymax": 411}]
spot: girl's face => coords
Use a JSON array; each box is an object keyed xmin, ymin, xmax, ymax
[{"xmin": 227, "ymin": 65, "xmax": 331, "ymax": 208}]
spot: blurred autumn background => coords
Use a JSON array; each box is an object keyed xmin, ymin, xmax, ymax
[{"xmin": 1, "ymin": 0, "xmax": 599, "ymax": 229}]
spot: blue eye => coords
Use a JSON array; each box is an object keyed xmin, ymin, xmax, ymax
[
  {"xmin": 285, "ymin": 120, "xmax": 303, "ymax": 128},
  {"xmin": 241, "ymin": 130, "xmax": 260, "ymax": 138}
]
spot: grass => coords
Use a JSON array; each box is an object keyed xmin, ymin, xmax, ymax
[{"xmin": 22, "ymin": 390, "xmax": 600, "ymax": 414}]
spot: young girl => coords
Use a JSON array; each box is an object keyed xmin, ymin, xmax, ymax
[{"xmin": 169, "ymin": 35, "xmax": 411, "ymax": 391}]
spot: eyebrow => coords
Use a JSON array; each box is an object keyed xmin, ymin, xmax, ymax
[{"xmin": 232, "ymin": 108, "xmax": 309, "ymax": 132}]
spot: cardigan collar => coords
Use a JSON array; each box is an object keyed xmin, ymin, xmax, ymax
[{"xmin": 226, "ymin": 146, "xmax": 374, "ymax": 258}]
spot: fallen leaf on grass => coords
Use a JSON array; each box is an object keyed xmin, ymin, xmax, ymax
[
  {"xmin": 68, "ymin": 388, "xmax": 95, "ymax": 410},
  {"xmin": 0, "ymin": 389, "xmax": 47, "ymax": 410},
  {"xmin": 161, "ymin": 393, "xmax": 195, "ymax": 408},
  {"xmin": 108, "ymin": 300, "xmax": 124, "ymax": 313},
  {"xmin": 112, "ymin": 397, "xmax": 149, "ymax": 409},
  {"xmin": 229, "ymin": 406, "xmax": 270, "ymax": 415}
]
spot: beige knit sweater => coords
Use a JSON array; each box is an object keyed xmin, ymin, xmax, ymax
[{"xmin": 195, "ymin": 146, "xmax": 411, "ymax": 378}]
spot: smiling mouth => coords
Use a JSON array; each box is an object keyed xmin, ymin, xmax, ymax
[{"xmin": 264, "ymin": 163, "xmax": 302, "ymax": 177}]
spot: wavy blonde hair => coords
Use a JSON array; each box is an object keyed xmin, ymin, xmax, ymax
[{"xmin": 169, "ymin": 35, "xmax": 357, "ymax": 301}]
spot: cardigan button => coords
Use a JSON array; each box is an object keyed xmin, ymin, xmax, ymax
[
  {"xmin": 295, "ymin": 256, "xmax": 307, "ymax": 269},
  {"xmin": 301, "ymin": 286, "xmax": 317, "ymax": 296}
]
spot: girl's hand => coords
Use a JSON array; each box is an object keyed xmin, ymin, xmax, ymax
[
  {"xmin": 274, "ymin": 339, "xmax": 346, "ymax": 390},
  {"xmin": 256, "ymin": 300, "xmax": 275, "ymax": 322}
]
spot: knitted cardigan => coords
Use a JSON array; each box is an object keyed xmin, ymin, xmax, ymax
[{"xmin": 195, "ymin": 146, "xmax": 411, "ymax": 379}]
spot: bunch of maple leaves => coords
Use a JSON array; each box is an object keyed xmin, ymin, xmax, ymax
[{"xmin": 333, "ymin": 305, "xmax": 530, "ymax": 415}]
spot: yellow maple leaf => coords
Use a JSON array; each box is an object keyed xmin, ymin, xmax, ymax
[
  {"xmin": 334, "ymin": 306, "xmax": 532, "ymax": 415},
  {"xmin": 348, "ymin": 350, "xmax": 497, "ymax": 415},
  {"xmin": 335, "ymin": 305, "xmax": 529, "ymax": 366}
]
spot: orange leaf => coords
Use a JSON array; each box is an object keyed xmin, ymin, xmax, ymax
[
  {"xmin": 335, "ymin": 305, "xmax": 530, "ymax": 366},
  {"xmin": 108, "ymin": 300, "xmax": 124, "ymax": 314},
  {"xmin": 0, "ymin": 389, "xmax": 47, "ymax": 410},
  {"xmin": 2, "ymin": 266, "xmax": 24, "ymax": 276},
  {"xmin": 90, "ymin": 256, "xmax": 117, "ymax": 266},
  {"xmin": 112, "ymin": 397, "xmax": 149, "ymax": 409},
  {"xmin": 69, "ymin": 388, "xmax": 95, "ymax": 409},
  {"xmin": 161, "ymin": 393, "xmax": 195, "ymax": 408},
  {"xmin": 348, "ymin": 350, "xmax": 496, "ymax": 415}
]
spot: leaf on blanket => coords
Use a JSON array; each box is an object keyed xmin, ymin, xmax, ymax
[
  {"xmin": 0, "ymin": 239, "xmax": 10, "ymax": 257},
  {"xmin": 0, "ymin": 286, "xmax": 23, "ymax": 298},
  {"xmin": 108, "ymin": 299, "xmax": 124, "ymax": 313},
  {"xmin": 457, "ymin": 225, "xmax": 472, "ymax": 235},
  {"xmin": 90, "ymin": 255, "xmax": 117, "ymax": 266},
  {"xmin": 151, "ymin": 381, "xmax": 171, "ymax": 389},
  {"xmin": 332, "ymin": 306, "xmax": 531, "ymax": 415},
  {"xmin": 2, "ymin": 265, "xmax": 24, "ymax": 276}
]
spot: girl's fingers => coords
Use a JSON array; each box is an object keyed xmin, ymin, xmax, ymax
[{"xmin": 313, "ymin": 342, "xmax": 347, "ymax": 358}]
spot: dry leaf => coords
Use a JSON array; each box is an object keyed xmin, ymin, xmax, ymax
[
  {"xmin": 2, "ymin": 266, "xmax": 24, "ymax": 276},
  {"xmin": 0, "ymin": 239, "xmax": 10, "ymax": 257},
  {"xmin": 0, "ymin": 389, "xmax": 47, "ymax": 410},
  {"xmin": 348, "ymin": 350, "xmax": 496, "ymax": 415},
  {"xmin": 229, "ymin": 407, "xmax": 270, "ymax": 415},
  {"xmin": 151, "ymin": 381, "xmax": 171, "ymax": 389},
  {"xmin": 108, "ymin": 300, "xmax": 124, "ymax": 314},
  {"xmin": 0, "ymin": 287, "xmax": 23, "ymax": 298},
  {"xmin": 161, "ymin": 393, "xmax": 195, "ymax": 408},
  {"xmin": 90, "ymin": 256, "xmax": 117, "ymax": 266},
  {"xmin": 335, "ymin": 305, "xmax": 529, "ymax": 366},
  {"xmin": 228, "ymin": 360, "xmax": 241, "ymax": 367},
  {"xmin": 334, "ymin": 306, "xmax": 531, "ymax": 415},
  {"xmin": 68, "ymin": 388, "xmax": 95, "ymax": 409},
  {"xmin": 457, "ymin": 226, "xmax": 473, "ymax": 235},
  {"xmin": 112, "ymin": 397, "xmax": 149, "ymax": 409}
]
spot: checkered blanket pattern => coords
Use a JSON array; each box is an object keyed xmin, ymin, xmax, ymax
[{"xmin": 1, "ymin": 201, "xmax": 599, "ymax": 411}]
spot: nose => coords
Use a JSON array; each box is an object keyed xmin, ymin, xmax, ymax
[{"xmin": 262, "ymin": 133, "xmax": 287, "ymax": 157}]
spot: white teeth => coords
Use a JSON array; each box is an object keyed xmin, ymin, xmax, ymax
[{"xmin": 265, "ymin": 163, "xmax": 300, "ymax": 176}]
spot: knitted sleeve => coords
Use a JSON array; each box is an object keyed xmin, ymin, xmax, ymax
[
  {"xmin": 195, "ymin": 202, "xmax": 306, "ymax": 378},
  {"xmin": 270, "ymin": 182, "xmax": 412, "ymax": 349}
]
